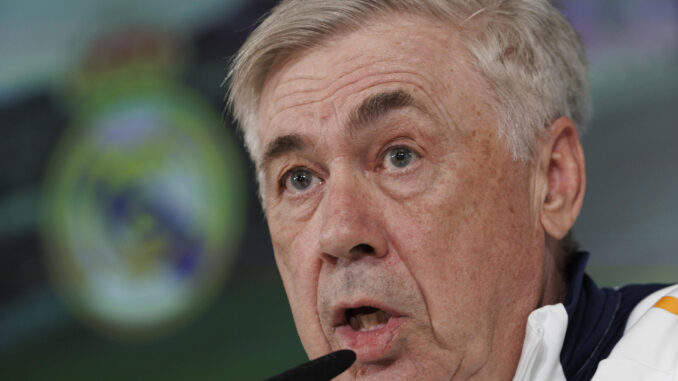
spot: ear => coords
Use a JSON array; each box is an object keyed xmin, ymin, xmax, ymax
[{"xmin": 537, "ymin": 116, "xmax": 586, "ymax": 240}]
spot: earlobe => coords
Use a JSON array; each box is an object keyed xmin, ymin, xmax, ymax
[{"xmin": 538, "ymin": 117, "xmax": 586, "ymax": 240}]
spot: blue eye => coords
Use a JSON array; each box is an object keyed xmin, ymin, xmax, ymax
[
  {"xmin": 286, "ymin": 168, "xmax": 315, "ymax": 191},
  {"xmin": 387, "ymin": 147, "xmax": 414, "ymax": 168}
]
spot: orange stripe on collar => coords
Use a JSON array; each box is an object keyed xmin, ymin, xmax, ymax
[{"xmin": 654, "ymin": 296, "xmax": 678, "ymax": 315}]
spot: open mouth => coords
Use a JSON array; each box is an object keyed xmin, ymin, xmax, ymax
[
  {"xmin": 345, "ymin": 306, "xmax": 392, "ymax": 331},
  {"xmin": 333, "ymin": 302, "xmax": 406, "ymax": 360}
]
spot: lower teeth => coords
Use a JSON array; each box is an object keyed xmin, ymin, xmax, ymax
[{"xmin": 348, "ymin": 310, "xmax": 390, "ymax": 331}]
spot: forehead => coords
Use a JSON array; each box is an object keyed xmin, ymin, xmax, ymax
[{"xmin": 256, "ymin": 13, "xmax": 487, "ymax": 156}]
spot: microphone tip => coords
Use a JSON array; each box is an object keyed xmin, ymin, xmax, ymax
[{"xmin": 265, "ymin": 349, "xmax": 357, "ymax": 381}]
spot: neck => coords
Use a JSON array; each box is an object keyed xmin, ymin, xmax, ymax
[{"xmin": 541, "ymin": 236, "xmax": 568, "ymax": 307}]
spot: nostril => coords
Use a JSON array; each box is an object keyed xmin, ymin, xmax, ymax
[{"xmin": 350, "ymin": 243, "xmax": 374, "ymax": 254}]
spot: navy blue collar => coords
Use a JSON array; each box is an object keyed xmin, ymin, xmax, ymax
[{"xmin": 559, "ymin": 251, "xmax": 667, "ymax": 380}]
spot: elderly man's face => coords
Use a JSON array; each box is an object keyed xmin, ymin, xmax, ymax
[{"xmin": 257, "ymin": 14, "xmax": 551, "ymax": 380}]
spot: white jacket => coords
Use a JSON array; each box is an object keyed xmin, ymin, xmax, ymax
[{"xmin": 514, "ymin": 284, "xmax": 678, "ymax": 381}]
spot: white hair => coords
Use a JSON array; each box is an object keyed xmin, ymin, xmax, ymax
[{"xmin": 226, "ymin": 0, "xmax": 590, "ymax": 168}]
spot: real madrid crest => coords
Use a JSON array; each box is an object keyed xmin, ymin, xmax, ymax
[{"xmin": 40, "ymin": 27, "xmax": 246, "ymax": 339}]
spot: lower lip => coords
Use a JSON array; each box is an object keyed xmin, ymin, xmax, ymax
[{"xmin": 335, "ymin": 316, "xmax": 406, "ymax": 361}]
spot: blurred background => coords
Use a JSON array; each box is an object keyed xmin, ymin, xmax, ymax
[{"xmin": 0, "ymin": 0, "xmax": 676, "ymax": 379}]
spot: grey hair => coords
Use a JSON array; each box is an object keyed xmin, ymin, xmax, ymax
[{"xmin": 226, "ymin": 0, "xmax": 590, "ymax": 169}]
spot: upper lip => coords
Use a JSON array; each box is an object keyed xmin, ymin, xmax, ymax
[{"xmin": 331, "ymin": 299, "xmax": 407, "ymax": 328}]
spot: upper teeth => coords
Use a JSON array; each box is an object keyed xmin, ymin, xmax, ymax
[{"xmin": 349, "ymin": 310, "xmax": 390, "ymax": 331}]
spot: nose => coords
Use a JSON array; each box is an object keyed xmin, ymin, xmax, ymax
[{"xmin": 318, "ymin": 173, "xmax": 388, "ymax": 263}]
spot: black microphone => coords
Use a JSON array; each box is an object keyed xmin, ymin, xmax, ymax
[{"xmin": 265, "ymin": 349, "xmax": 356, "ymax": 381}]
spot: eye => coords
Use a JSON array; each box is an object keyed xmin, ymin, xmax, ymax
[
  {"xmin": 283, "ymin": 167, "xmax": 318, "ymax": 192},
  {"xmin": 385, "ymin": 146, "xmax": 415, "ymax": 169}
]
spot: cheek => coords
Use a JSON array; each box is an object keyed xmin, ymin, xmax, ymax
[
  {"xmin": 268, "ymin": 204, "xmax": 312, "ymax": 270},
  {"xmin": 387, "ymin": 143, "xmax": 540, "ymax": 349},
  {"xmin": 268, "ymin": 213, "xmax": 318, "ymax": 301},
  {"xmin": 267, "ymin": 212, "xmax": 331, "ymax": 357}
]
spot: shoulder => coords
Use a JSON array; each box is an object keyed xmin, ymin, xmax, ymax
[
  {"xmin": 621, "ymin": 283, "xmax": 678, "ymax": 332},
  {"xmin": 592, "ymin": 284, "xmax": 678, "ymax": 381}
]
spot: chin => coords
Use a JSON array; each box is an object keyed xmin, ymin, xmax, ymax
[{"xmin": 342, "ymin": 356, "xmax": 449, "ymax": 381}]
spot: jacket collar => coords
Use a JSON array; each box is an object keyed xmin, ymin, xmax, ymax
[{"xmin": 514, "ymin": 251, "xmax": 621, "ymax": 381}]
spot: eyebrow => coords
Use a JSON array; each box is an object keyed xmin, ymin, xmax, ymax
[
  {"xmin": 260, "ymin": 89, "xmax": 419, "ymax": 171},
  {"xmin": 261, "ymin": 133, "xmax": 306, "ymax": 171},
  {"xmin": 348, "ymin": 89, "xmax": 416, "ymax": 131}
]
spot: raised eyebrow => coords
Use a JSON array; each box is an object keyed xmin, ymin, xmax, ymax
[
  {"xmin": 348, "ymin": 89, "xmax": 417, "ymax": 131},
  {"xmin": 261, "ymin": 133, "xmax": 306, "ymax": 171},
  {"xmin": 260, "ymin": 90, "xmax": 427, "ymax": 172}
]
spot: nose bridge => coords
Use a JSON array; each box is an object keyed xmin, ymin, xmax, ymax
[{"xmin": 318, "ymin": 170, "xmax": 385, "ymax": 261}]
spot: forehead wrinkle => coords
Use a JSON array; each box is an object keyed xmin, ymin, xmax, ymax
[
  {"xmin": 269, "ymin": 57, "xmax": 419, "ymax": 116},
  {"xmin": 262, "ymin": 14, "xmax": 471, "ymax": 140},
  {"xmin": 269, "ymin": 68, "xmax": 436, "ymax": 126},
  {"xmin": 262, "ymin": 41, "xmax": 470, "ymax": 159},
  {"xmin": 266, "ymin": 75, "xmax": 455, "ymax": 154}
]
